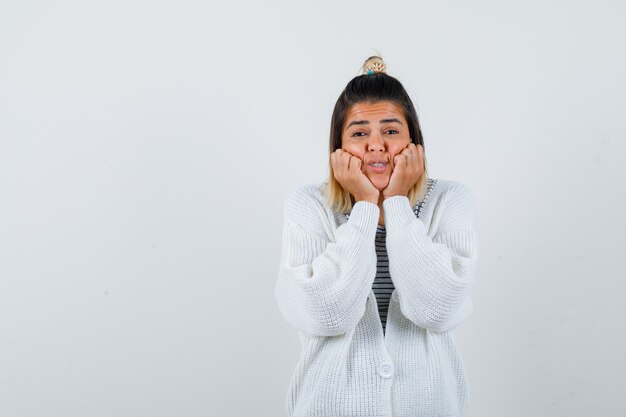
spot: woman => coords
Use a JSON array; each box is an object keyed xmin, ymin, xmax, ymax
[{"xmin": 275, "ymin": 56, "xmax": 479, "ymax": 417}]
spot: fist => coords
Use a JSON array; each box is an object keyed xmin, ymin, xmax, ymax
[
  {"xmin": 330, "ymin": 149, "xmax": 379, "ymax": 202},
  {"xmin": 382, "ymin": 143, "xmax": 424, "ymax": 198}
]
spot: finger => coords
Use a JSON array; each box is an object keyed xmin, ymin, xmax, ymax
[
  {"xmin": 334, "ymin": 152, "xmax": 348, "ymax": 174},
  {"xmin": 333, "ymin": 149, "xmax": 344, "ymax": 165},
  {"xmin": 400, "ymin": 145, "xmax": 413, "ymax": 156},
  {"xmin": 416, "ymin": 144, "xmax": 424, "ymax": 162},
  {"xmin": 341, "ymin": 154, "xmax": 351, "ymax": 173},
  {"xmin": 411, "ymin": 145, "xmax": 424, "ymax": 173},
  {"xmin": 405, "ymin": 144, "xmax": 419, "ymax": 160},
  {"xmin": 330, "ymin": 152, "xmax": 338, "ymax": 170},
  {"xmin": 334, "ymin": 151, "xmax": 344, "ymax": 170},
  {"xmin": 349, "ymin": 155, "xmax": 362, "ymax": 171},
  {"xmin": 340, "ymin": 149, "xmax": 351, "ymax": 163}
]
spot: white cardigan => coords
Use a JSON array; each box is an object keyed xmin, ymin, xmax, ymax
[{"xmin": 275, "ymin": 178, "xmax": 479, "ymax": 417}]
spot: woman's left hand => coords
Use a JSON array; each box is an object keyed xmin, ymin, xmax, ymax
[{"xmin": 382, "ymin": 143, "xmax": 424, "ymax": 199}]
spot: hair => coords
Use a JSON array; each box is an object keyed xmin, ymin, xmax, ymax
[{"xmin": 322, "ymin": 56, "xmax": 430, "ymax": 214}]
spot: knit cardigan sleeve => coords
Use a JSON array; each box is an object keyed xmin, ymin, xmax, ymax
[
  {"xmin": 382, "ymin": 182, "xmax": 479, "ymax": 333},
  {"xmin": 274, "ymin": 186, "xmax": 379, "ymax": 337}
]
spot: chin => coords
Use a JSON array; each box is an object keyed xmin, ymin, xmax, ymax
[{"xmin": 370, "ymin": 177, "xmax": 390, "ymax": 191}]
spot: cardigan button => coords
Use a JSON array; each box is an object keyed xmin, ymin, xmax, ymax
[{"xmin": 378, "ymin": 362, "xmax": 394, "ymax": 378}]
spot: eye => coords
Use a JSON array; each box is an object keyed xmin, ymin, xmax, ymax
[
  {"xmin": 351, "ymin": 131, "xmax": 366, "ymax": 137},
  {"xmin": 385, "ymin": 129, "xmax": 399, "ymax": 135}
]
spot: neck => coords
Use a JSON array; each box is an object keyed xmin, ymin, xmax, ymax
[{"xmin": 378, "ymin": 194, "xmax": 385, "ymax": 226}]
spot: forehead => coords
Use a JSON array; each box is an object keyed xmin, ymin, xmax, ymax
[{"xmin": 344, "ymin": 101, "xmax": 405, "ymax": 126}]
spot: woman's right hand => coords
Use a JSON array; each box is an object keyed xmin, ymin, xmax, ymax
[{"xmin": 330, "ymin": 149, "xmax": 380, "ymax": 203}]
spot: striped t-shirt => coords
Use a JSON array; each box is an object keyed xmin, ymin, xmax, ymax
[{"xmin": 346, "ymin": 178, "xmax": 437, "ymax": 334}]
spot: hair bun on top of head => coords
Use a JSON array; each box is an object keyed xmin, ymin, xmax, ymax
[{"xmin": 362, "ymin": 56, "xmax": 387, "ymax": 75}]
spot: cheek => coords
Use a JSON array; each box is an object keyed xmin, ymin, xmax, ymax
[
  {"xmin": 390, "ymin": 141, "xmax": 410, "ymax": 163},
  {"xmin": 342, "ymin": 144, "xmax": 363, "ymax": 158}
]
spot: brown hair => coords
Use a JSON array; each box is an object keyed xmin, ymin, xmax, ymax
[{"xmin": 322, "ymin": 56, "xmax": 429, "ymax": 213}]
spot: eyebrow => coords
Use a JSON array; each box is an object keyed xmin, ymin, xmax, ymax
[{"xmin": 346, "ymin": 118, "xmax": 403, "ymax": 128}]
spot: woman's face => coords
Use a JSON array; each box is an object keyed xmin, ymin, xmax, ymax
[{"xmin": 341, "ymin": 100, "xmax": 412, "ymax": 192}]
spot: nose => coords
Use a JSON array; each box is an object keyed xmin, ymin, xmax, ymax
[{"xmin": 368, "ymin": 132, "xmax": 385, "ymax": 152}]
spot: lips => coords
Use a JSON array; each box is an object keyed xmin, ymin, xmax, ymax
[
  {"xmin": 367, "ymin": 159, "xmax": 388, "ymax": 166},
  {"xmin": 367, "ymin": 160, "xmax": 388, "ymax": 173}
]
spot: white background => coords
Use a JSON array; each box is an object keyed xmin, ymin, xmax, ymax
[{"xmin": 1, "ymin": 1, "xmax": 624, "ymax": 416}]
